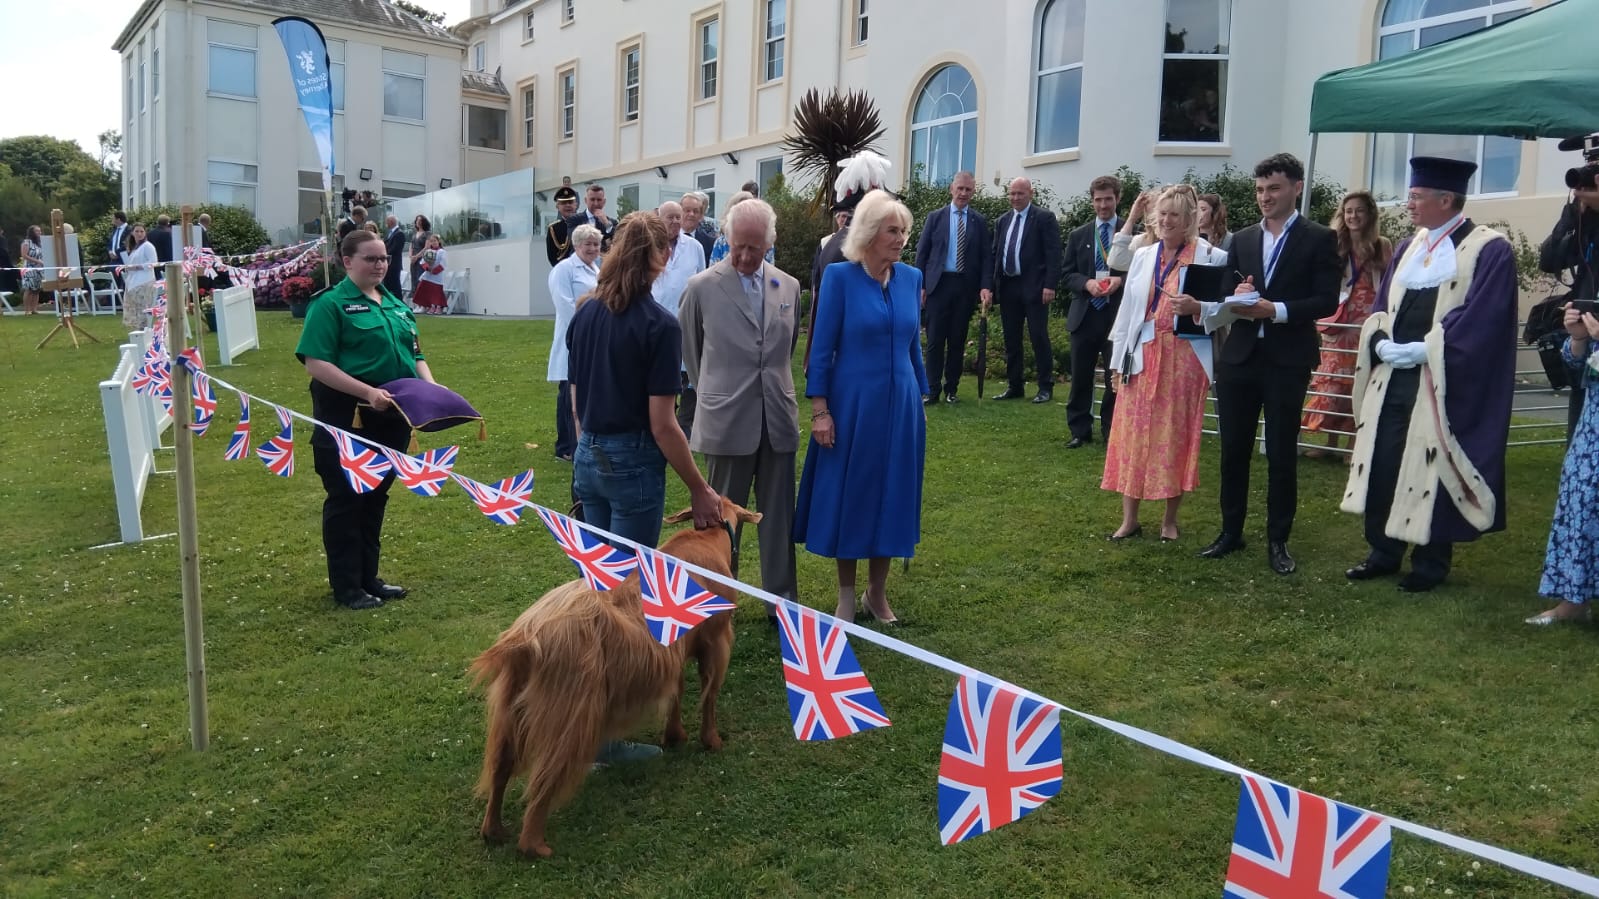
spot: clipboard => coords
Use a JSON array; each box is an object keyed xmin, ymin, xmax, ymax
[{"xmin": 1174, "ymin": 263, "xmax": 1228, "ymax": 338}]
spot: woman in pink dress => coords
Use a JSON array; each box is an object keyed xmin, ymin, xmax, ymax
[
  {"xmin": 1102, "ymin": 185, "xmax": 1228, "ymax": 542},
  {"xmin": 1302, "ymin": 191, "xmax": 1391, "ymax": 457}
]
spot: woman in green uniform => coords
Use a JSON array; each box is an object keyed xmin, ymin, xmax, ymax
[{"xmin": 295, "ymin": 229, "xmax": 438, "ymax": 610}]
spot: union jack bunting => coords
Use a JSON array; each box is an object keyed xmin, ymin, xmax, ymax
[
  {"xmin": 535, "ymin": 507, "xmax": 637, "ymax": 590},
  {"xmin": 382, "ymin": 444, "xmax": 457, "ymax": 497},
  {"xmin": 329, "ymin": 428, "xmax": 393, "ymax": 494},
  {"xmin": 634, "ymin": 546, "xmax": 736, "ymax": 646},
  {"xmin": 223, "ymin": 394, "xmax": 251, "ymax": 461},
  {"xmin": 936, "ymin": 676, "xmax": 1063, "ymax": 845},
  {"xmin": 452, "ymin": 470, "xmax": 534, "ymax": 525},
  {"xmin": 1224, "ymin": 775, "xmax": 1392, "ymax": 899},
  {"xmin": 256, "ymin": 407, "xmax": 295, "ymax": 478},
  {"xmin": 189, "ymin": 371, "xmax": 217, "ymax": 436},
  {"xmin": 775, "ymin": 601, "xmax": 891, "ymax": 741}
]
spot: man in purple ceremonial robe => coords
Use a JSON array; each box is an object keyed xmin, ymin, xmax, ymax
[{"xmin": 1340, "ymin": 156, "xmax": 1519, "ymax": 592}]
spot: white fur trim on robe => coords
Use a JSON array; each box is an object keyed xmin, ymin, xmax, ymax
[{"xmin": 1340, "ymin": 224, "xmax": 1503, "ymax": 545}]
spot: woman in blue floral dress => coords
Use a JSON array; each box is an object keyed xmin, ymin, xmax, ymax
[{"xmin": 1526, "ymin": 303, "xmax": 1599, "ymax": 625}]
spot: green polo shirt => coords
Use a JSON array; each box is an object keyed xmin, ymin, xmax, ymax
[{"xmin": 295, "ymin": 278, "xmax": 423, "ymax": 384}]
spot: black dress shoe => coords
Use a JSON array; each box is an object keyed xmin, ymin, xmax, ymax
[
  {"xmin": 943, "ymin": 393, "xmax": 959, "ymax": 405},
  {"xmin": 1066, "ymin": 436, "xmax": 1091, "ymax": 449},
  {"xmin": 1345, "ymin": 559, "xmax": 1400, "ymax": 581},
  {"xmin": 1397, "ymin": 572, "xmax": 1443, "ymax": 593},
  {"xmin": 992, "ymin": 388, "xmax": 1024, "ymax": 400},
  {"xmin": 335, "ymin": 589, "xmax": 384, "ymax": 611},
  {"xmin": 1031, "ymin": 390, "xmax": 1054, "ymax": 404},
  {"xmin": 1267, "ymin": 541, "xmax": 1296, "ymax": 575},
  {"xmin": 365, "ymin": 581, "xmax": 408, "ymax": 601},
  {"xmin": 1197, "ymin": 532, "xmax": 1245, "ymax": 559}
]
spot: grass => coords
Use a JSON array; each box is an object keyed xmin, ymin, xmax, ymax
[{"xmin": 1, "ymin": 310, "xmax": 1596, "ymax": 898}]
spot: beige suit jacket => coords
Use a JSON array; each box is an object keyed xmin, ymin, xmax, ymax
[{"xmin": 680, "ymin": 259, "xmax": 801, "ymax": 456}]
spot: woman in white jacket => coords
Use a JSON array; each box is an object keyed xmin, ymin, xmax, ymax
[
  {"xmin": 1101, "ymin": 185, "xmax": 1227, "ymax": 542},
  {"xmin": 546, "ymin": 223, "xmax": 602, "ymax": 462},
  {"xmin": 120, "ymin": 223, "xmax": 161, "ymax": 329}
]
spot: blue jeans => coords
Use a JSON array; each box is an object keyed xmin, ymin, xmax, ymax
[{"xmin": 573, "ymin": 431, "xmax": 667, "ymax": 549}]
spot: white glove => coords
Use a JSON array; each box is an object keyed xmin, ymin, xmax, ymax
[{"xmin": 1375, "ymin": 339, "xmax": 1427, "ymax": 369}]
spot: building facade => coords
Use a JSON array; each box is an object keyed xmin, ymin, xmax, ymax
[
  {"xmin": 114, "ymin": 0, "xmax": 467, "ymax": 244},
  {"xmin": 465, "ymin": 0, "xmax": 1571, "ymax": 237}
]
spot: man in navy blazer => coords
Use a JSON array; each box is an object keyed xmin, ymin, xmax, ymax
[
  {"xmin": 989, "ymin": 177, "xmax": 1062, "ymax": 403},
  {"xmin": 914, "ymin": 171, "xmax": 992, "ymax": 404},
  {"xmin": 1061, "ymin": 175, "xmax": 1127, "ymax": 446}
]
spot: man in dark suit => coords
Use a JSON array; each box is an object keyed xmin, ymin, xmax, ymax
[
  {"xmin": 107, "ymin": 211, "xmax": 129, "ymax": 262},
  {"xmin": 681, "ymin": 191, "xmax": 717, "ymax": 260},
  {"xmin": 151, "ymin": 215, "xmax": 174, "ymax": 263},
  {"xmin": 567, "ymin": 183, "xmax": 616, "ymax": 252},
  {"xmin": 1177, "ymin": 153, "xmax": 1340, "ymax": 575},
  {"xmin": 989, "ymin": 177, "xmax": 1061, "ymax": 403},
  {"xmin": 383, "ymin": 215, "xmax": 407, "ymax": 296},
  {"xmin": 544, "ymin": 185, "xmax": 580, "ymax": 265},
  {"xmin": 1061, "ymin": 174, "xmax": 1127, "ymax": 446},
  {"xmin": 914, "ymin": 171, "xmax": 992, "ymax": 404}
]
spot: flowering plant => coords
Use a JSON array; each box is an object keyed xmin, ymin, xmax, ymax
[{"xmin": 282, "ymin": 276, "xmax": 316, "ymax": 302}]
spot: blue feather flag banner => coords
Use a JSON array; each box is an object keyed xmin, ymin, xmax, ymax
[{"xmin": 270, "ymin": 16, "xmax": 336, "ymax": 190}]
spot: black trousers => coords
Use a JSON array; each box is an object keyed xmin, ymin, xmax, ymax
[
  {"xmin": 311, "ymin": 416, "xmax": 412, "ymax": 595},
  {"xmin": 1362, "ymin": 369, "xmax": 1454, "ymax": 580},
  {"xmin": 997, "ymin": 277, "xmax": 1052, "ymax": 391},
  {"xmin": 676, "ymin": 371, "xmax": 697, "ymax": 441},
  {"xmin": 555, "ymin": 380, "xmax": 576, "ymax": 458},
  {"xmin": 1065, "ymin": 309, "xmax": 1117, "ymax": 440},
  {"xmin": 1215, "ymin": 360, "xmax": 1311, "ymax": 542},
  {"xmin": 924, "ymin": 274, "xmax": 977, "ymax": 397}
]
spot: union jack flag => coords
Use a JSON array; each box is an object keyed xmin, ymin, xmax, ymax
[
  {"xmin": 936, "ymin": 676, "xmax": 1063, "ymax": 845},
  {"xmin": 775, "ymin": 601, "xmax": 891, "ymax": 741},
  {"xmin": 634, "ymin": 546, "xmax": 735, "ymax": 646},
  {"xmin": 329, "ymin": 428, "xmax": 393, "ymax": 494},
  {"xmin": 1224, "ymin": 775, "xmax": 1392, "ymax": 899},
  {"xmin": 256, "ymin": 406, "xmax": 295, "ymax": 478},
  {"xmin": 453, "ymin": 470, "xmax": 534, "ymax": 525},
  {"xmin": 175, "ymin": 346, "xmax": 204, "ymax": 375},
  {"xmin": 535, "ymin": 507, "xmax": 637, "ymax": 590},
  {"xmin": 382, "ymin": 444, "xmax": 456, "ymax": 497},
  {"xmin": 189, "ymin": 371, "xmax": 217, "ymax": 436},
  {"xmin": 224, "ymin": 394, "xmax": 251, "ymax": 461}
]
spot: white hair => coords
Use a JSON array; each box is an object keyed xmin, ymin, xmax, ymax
[{"xmin": 722, "ymin": 197, "xmax": 777, "ymax": 248}]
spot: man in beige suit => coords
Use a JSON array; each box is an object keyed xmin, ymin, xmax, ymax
[{"xmin": 680, "ymin": 198, "xmax": 800, "ymax": 612}]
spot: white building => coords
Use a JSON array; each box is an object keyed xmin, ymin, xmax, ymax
[
  {"xmin": 462, "ymin": 0, "xmax": 1570, "ymax": 237},
  {"xmin": 113, "ymin": 0, "xmax": 468, "ymax": 243}
]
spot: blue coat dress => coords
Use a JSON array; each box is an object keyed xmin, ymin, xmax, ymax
[{"xmin": 794, "ymin": 260, "xmax": 929, "ymax": 559}]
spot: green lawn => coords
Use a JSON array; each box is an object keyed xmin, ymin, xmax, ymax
[{"xmin": 1, "ymin": 311, "xmax": 1595, "ymax": 898}]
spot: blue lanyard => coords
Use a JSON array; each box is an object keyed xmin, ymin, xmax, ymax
[
  {"xmin": 1262, "ymin": 215, "xmax": 1298, "ymax": 286},
  {"xmin": 1347, "ymin": 260, "xmax": 1360, "ymax": 288},
  {"xmin": 1145, "ymin": 242, "xmax": 1186, "ymax": 317},
  {"xmin": 1094, "ymin": 222, "xmax": 1111, "ymax": 271}
]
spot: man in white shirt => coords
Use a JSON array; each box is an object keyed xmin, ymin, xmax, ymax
[{"xmin": 653, "ymin": 200, "xmax": 707, "ymax": 435}]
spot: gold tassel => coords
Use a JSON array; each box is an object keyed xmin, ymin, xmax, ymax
[
  {"xmin": 478, "ymin": 420, "xmax": 487, "ymax": 442},
  {"xmin": 351, "ymin": 406, "xmax": 363, "ymax": 429},
  {"xmin": 408, "ymin": 429, "xmax": 420, "ymax": 454}
]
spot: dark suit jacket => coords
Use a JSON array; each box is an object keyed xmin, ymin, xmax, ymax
[
  {"xmin": 692, "ymin": 222, "xmax": 716, "ymax": 261},
  {"xmin": 108, "ymin": 224, "xmax": 128, "ymax": 261},
  {"xmin": 992, "ymin": 206, "xmax": 1062, "ymax": 303},
  {"xmin": 1063, "ymin": 217, "xmax": 1126, "ymax": 332},
  {"xmin": 567, "ymin": 211, "xmax": 616, "ymax": 252},
  {"xmin": 151, "ymin": 226, "xmax": 174, "ymax": 263},
  {"xmin": 914, "ymin": 204, "xmax": 993, "ymax": 296},
  {"xmin": 1219, "ymin": 218, "xmax": 1341, "ymax": 371},
  {"xmin": 383, "ymin": 226, "xmax": 407, "ymax": 294},
  {"xmin": 545, "ymin": 219, "xmax": 572, "ymax": 266}
]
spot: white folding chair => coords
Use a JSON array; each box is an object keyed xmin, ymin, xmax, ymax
[
  {"xmin": 87, "ymin": 271, "xmax": 122, "ymax": 316},
  {"xmin": 0, "ymin": 291, "xmax": 14, "ymax": 315},
  {"xmin": 445, "ymin": 270, "xmax": 469, "ymax": 315}
]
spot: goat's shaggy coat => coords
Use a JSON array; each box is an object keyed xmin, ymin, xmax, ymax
[{"xmin": 471, "ymin": 502, "xmax": 759, "ymax": 858}]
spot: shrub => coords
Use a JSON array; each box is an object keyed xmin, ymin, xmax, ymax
[
  {"xmin": 80, "ymin": 203, "xmax": 270, "ymax": 262},
  {"xmin": 766, "ymin": 173, "xmax": 833, "ymax": 290}
]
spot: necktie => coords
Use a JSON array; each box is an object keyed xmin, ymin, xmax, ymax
[
  {"xmin": 1005, "ymin": 214, "xmax": 1022, "ymax": 276},
  {"xmin": 954, "ymin": 210, "xmax": 967, "ymax": 273},
  {"xmin": 1091, "ymin": 222, "xmax": 1111, "ymax": 310},
  {"xmin": 743, "ymin": 273, "xmax": 764, "ymax": 326}
]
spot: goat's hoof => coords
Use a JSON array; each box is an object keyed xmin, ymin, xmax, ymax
[
  {"xmin": 518, "ymin": 841, "xmax": 553, "ymax": 859},
  {"xmin": 701, "ymin": 732, "xmax": 723, "ymax": 752},
  {"xmin": 481, "ymin": 825, "xmax": 509, "ymax": 844}
]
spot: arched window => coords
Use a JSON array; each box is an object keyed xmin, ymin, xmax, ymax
[
  {"xmin": 910, "ymin": 64, "xmax": 977, "ymax": 185},
  {"xmin": 1372, "ymin": 0, "xmax": 1530, "ymax": 199},
  {"xmin": 1033, "ymin": 0, "xmax": 1085, "ymax": 153}
]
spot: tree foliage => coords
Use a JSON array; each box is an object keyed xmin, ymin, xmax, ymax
[
  {"xmin": 782, "ymin": 88, "xmax": 885, "ymax": 211},
  {"xmin": 0, "ymin": 135, "xmax": 120, "ymax": 237},
  {"xmin": 0, "ymin": 162, "xmax": 53, "ymax": 245},
  {"xmin": 79, "ymin": 204, "xmax": 271, "ymax": 264},
  {"xmin": 392, "ymin": 0, "xmax": 445, "ymax": 25}
]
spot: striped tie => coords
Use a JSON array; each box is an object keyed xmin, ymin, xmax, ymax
[
  {"xmin": 954, "ymin": 210, "xmax": 967, "ymax": 273},
  {"xmin": 1091, "ymin": 222, "xmax": 1110, "ymax": 310}
]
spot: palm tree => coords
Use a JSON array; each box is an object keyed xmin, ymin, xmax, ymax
[{"xmin": 782, "ymin": 88, "xmax": 886, "ymax": 210}]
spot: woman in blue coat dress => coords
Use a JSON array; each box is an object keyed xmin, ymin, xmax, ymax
[{"xmin": 794, "ymin": 190, "xmax": 929, "ymax": 625}]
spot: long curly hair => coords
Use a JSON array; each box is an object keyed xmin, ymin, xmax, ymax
[
  {"xmin": 1331, "ymin": 190, "xmax": 1390, "ymax": 284},
  {"xmin": 584, "ymin": 212, "xmax": 670, "ymax": 314}
]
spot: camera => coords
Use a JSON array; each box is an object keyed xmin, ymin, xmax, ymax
[{"xmin": 1559, "ymin": 134, "xmax": 1599, "ymax": 189}]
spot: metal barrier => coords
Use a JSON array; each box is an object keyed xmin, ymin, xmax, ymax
[{"xmin": 1091, "ymin": 319, "xmax": 1571, "ymax": 454}]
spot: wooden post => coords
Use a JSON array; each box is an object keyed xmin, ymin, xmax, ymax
[
  {"xmin": 180, "ymin": 205, "xmax": 199, "ymax": 358},
  {"xmin": 166, "ymin": 260, "xmax": 210, "ymax": 751}
]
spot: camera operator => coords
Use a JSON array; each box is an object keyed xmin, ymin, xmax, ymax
[{"xmin": 1538, "ymin": 137, "xmax": 1599, "ymax": 438}]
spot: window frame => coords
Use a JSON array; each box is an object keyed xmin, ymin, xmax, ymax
[
  {"xmin": 697, "ymin": 15, "xmax": 719, "ymax": 101},
  {"xmin": 464, "ymin": 105, "xmax": 508, "ymax": 151},
  {"xmin": 138, "ymin": 42, "xmax": 146, "ymax": 114},
  {"xmin": 620, "ymin": 43, "xmax": 641, "ymax": 123},
  {"xmin": 756, "ymin": 156, "xmax": 784, "ymax": 194},
  {"xmin": 520, "ymin": 81, "xmax": 537, "ymax": 151},
  {"xmin": 523, "ymin": 10, "xmax": 536, "ymax": 42},
  {"xmin": 562, "ymin": 0, "xmax": 575, "ymax": 25},
  {"xmin": 854, "ymin": 0, "xmax": 869, "ymax": 45},
  {"xmin": 558, "ymin": 66, "xmax": 577, "ymax": 141},
  {"xmin": 381, "ymin": 49, "xmax": 427, "ymax": 123},
  {"xmin": 762, "ymin": 0, "xmax": 786, "ymax": 83},
  {"xmin": 471, "ymin": 41, "xmax": 486, "ymax": 73},
  {"xmin": 205, "ymin": 20, "xmax": 258, "ymax": 100},
  {"xmin": 152, "ymin": 46, "xmax": 160, "ymax": 101},
  {"xmin": 695, "ymin": 169, "xmax": 717, "ymax": 217},
  {"xmin": 909, "ymin": 63, "xmax": 979, "ymax": 186},
  {"xmin": 206, "ymin": 159, "xmax": 259, "ymax": 212},
  {"xmin": 1155, "ymin": 0, "xmax": 1231, "ymax": 145},
  {"xmin": 1032, "ymin": 0, "xmax": 1086, "ymax": 154}
]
